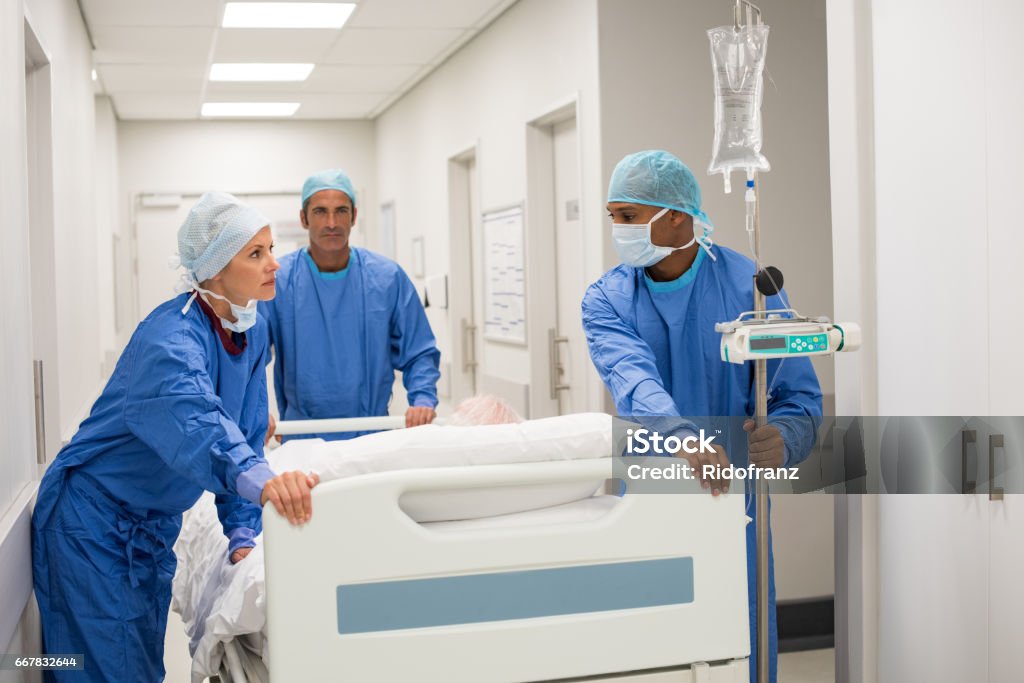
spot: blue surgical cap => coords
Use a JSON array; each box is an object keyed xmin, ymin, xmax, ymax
[
  {"xmin": 177, "ymin": 191, "xmax": 269, "ymax": 283},
  {"xmin": 302, "ymin": 168, "xmax": 357, "ymax": 208},
  {"xmin": 607, "ymin": 150, "xmax": 709, "ymax": 223}
]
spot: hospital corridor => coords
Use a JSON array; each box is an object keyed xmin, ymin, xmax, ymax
[{"xmin": 1, "ymin": 0, "xmax": 1023, "ymax": 681}]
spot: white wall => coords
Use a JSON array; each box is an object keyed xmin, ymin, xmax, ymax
[
  {"xmin": 828, "ymin": 0, "xmax": 1024, "ymax": 679},
  {"xmin": 826, "ymin": 0, "xmax": 880, "ymax": 677},
  {"xmin": 872, "ymin": 1, "xmax": 987, "ymax": 417},
  {"xmin": 374, "ymin": 0, "xmax": 604, "ymax": 414},
  {"xmin": 862, "ymin": 0, "xmax": 1024, "ymax": 417},
  {"xmin": 23, "ymin": 0, "xmax": 110, "ymax": 439},
  {"xmin": 872, "ymin": 0, "xmax": 1024, "ymax": 677},
  {"xmin": 0, "ymin": 2, "xmax": 36, "ymax": 517},
  {"xmin": 94, "ymin": 96, "xmax": 123, "ymax": 359},
  {"xmin": 1, "ymin": 0, "xmax": 41, "ymax": 665},
  {"xmin": 118, "ymin": 120, "xmax": 375, "ymax": 211}
]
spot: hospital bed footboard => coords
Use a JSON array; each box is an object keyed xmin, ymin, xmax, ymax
[{"xmin": 263, "ymin": 458, "xmax": 750, "ymax": 682}]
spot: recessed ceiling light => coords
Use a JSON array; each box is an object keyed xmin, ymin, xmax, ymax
[
  {"xmin": 91, "ymin": 69, "xmax": 97, "ymax": 81},
  {"xmin": 222, "ymin": 2, "xmax": 356, "ymax": 29},
  {"xmin": 210, "ymin": 63, "xmax": 315, "ymax": 82},
  {"xmin": 201, "ymin": 102, "xmax": 301, "ymax": 117}
]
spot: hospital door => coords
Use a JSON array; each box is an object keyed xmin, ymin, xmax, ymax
[{"xmin": 550, "ymin": 118, "xmax": 589, "ymax": 416}]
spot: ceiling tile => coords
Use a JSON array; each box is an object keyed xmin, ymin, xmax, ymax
[
  {"xmin": 204, "ymin": 82, "xmax": 307, "ymax": 97},
  {"xmin": 92, "ymin": 26, "xmax": 215, "ymax": 64},
  {"xmin": 292, "ymin": 93, "xmax": 389, "ymax": 118},
  {"xmin": 201, "ymin": 90, "xmax": 306, "ymax": 103},
  {"xmin": 347, "ymin": 0, "xmax": 503, "ymax": 29},
  {"xmin": 81, "ymin": 0, "xmax": 224, "ymax": 27},
  {"xmin": 86, "ymin": 0, "xmax": 512, "ymax": 121},
  {"xmin": 322, "ymin": 27, "xmax": 465, "ymax": 65},
  {"xmin": 303, "ymin": 64, "xmax": 419, "ymax": 92},
  {"xmin": 98, "ymin": 64, "xmax": 206, "ymax": 93},
  {"xmin": 213, "ymin": 28, "xmax": 342, "ymax": 63},
  {"xmin": 112, "ymin": 92, "xmax": 201, "ymax": 119}
]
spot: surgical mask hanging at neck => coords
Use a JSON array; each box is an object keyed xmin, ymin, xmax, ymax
[
  {"xmin": 612, "ymin": 208, "xmax": 716, "ymax": 268},
  {"xmin": 175, "ymin": 272, "xmax": 259, "ymax": 333}
]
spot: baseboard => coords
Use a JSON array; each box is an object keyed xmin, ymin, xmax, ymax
[
  {"xmin": 777, "ymin": 596, "xmax": 834, "ymax": 653},
  {"xmin": 0, "ymin": 484, "xmax": 38, "ymax": 654}
]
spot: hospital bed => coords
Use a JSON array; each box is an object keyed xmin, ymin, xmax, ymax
[{"xmin": 175, "ymin": 414, "xmax": 751, "ymax": 682}]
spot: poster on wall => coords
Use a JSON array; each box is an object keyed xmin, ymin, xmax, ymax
[{"xmin": 482, "ymin": 205, "xmax": 526, "ymax": 344}]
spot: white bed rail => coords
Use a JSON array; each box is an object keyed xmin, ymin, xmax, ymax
[
  {"xmin": 263, "ymin": 459, "xmax": 750, "ymax": 682},
  {"xmin": 274, "ymin": 415, "xmax": 447, "ymax": 436}
]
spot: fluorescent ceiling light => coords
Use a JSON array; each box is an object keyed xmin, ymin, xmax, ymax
[
  {"xmin": 210, "ymin": 63, "xmax": 314, "ymax": 82},
  {"xmin": 222, "ymin": 2, "xmax": 355, "ymax": 29},
  {"xmin": 201, "ymin": 102, "xmax": 300, "ymax": 117},
  {"xmin": 91, "ymin": 69, "xmax": 97, "ymax": 81}
]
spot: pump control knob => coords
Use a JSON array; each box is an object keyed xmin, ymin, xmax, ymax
[{"xmin": 755, "ymin": 266, "xmax": 784, "ymax": 296}]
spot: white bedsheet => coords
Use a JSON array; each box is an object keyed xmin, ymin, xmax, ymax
[{"xmin": 172, "ymin": 414, "xmax": 615, "ymax": 681}]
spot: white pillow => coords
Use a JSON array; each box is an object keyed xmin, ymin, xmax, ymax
[{"xmin": 265, "ymin": 413, "xmax": 613, "ymax": 522}]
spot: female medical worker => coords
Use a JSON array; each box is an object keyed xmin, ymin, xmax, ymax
[
  {"xmin": 32, "ymin": 192, "xmax": 318, "ymax": 682},
  {"xmin": 582, "ymin": 151, "xmax": 822, "ymax": 683}
]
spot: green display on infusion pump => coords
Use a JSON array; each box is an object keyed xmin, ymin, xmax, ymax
[{"xmin": 750, "ymin": 334, "xmax": 828, "ymax": 354}]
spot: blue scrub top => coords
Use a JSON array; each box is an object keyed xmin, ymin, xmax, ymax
[
  {"xmin": 35, "ymin": 291, "xmax": 275, "ymax": 553},
  {"xmin": 582, "ymin": 244, "xmax": 822, "ymax": 463},
  {"xmin": 260, "ymin": 247, "xmax": 441, "ymax": 441}
]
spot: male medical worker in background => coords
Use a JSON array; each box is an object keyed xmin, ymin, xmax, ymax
[
  {"xmin": 260, "ymin": 169, "xmax": 441, "ymax": 441},
  {"xmin": 582, "ymin": 150, "xmax": 822, "ymax": 683},
  {"xmin": 32, "ymin": 192, "xmax": 318, "ymax": 682}
]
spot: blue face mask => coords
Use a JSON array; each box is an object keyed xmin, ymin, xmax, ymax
[
  {"xmin": 197, "ymin": 286, "xmax": 259, "ymax": 333},
  {"xmin": 612, "ymin": 208, "xmax": 695, "ymax": 268},
  {"xmin": 179, "ymin": 279, "xmax": 259, "ymax": 333}
]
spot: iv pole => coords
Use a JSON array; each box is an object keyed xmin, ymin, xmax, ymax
[
  {"xmin": 752, "ymin": 175, "xmax": 770, "ymax": 683},
  {"xmin": 732, "ymin": 1, "xmax": 769, "ymax": 681},
  {"xmin": 715, "ymin": 7, "xmax": 859, "ymax": 678}
]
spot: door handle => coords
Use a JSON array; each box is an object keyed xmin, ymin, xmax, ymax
[
  {"xmin": 34, "ymin": 360, "xmax": 46, "ymax": 464},
  {"xmin": 961, "ymin": 429, "xmax": 976, "ymax": 494},
  {"xmin": 548, "ymin": 328, "xmax": 569, "ymax": 399},
  {"xmin": 460, "ymin": 319, "xmax": 478, "ymax": 373},
  {"xmin": 990, "ymin": 434, "xmax": 1004, "ymax": 502}
]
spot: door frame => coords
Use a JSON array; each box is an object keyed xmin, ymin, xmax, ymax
[
  {"xmin": 525, "ymin": 94, "xmax": 580, "ymax": 418},
  {"xmin": 446, "ymin": 142, "xmax": 480, "ymax": 405}
]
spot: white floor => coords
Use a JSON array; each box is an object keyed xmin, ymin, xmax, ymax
[
  {"xmin": 163, "ymin": 610, "xmax": 835, "ymax": 683},
  {"xmin": 164, "ymin": 607, "xmax": 193, "ymax": 682},
  {"xmin": 778, "ymin": 648, "xmax": 836, "ymax": 682}
]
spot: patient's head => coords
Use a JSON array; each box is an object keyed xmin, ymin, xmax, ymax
[{"xmin": 447, "ymin": 395, "xmax": 523, "ymax": 426}]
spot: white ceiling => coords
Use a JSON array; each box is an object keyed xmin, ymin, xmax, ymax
[{"xmin": 83, "ymin": 0, "xmax": 518, "ymax": 120}]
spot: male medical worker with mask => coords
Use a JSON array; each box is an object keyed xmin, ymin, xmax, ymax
[
  {"xmin": 260, "ymin": 169, "xmax": 441, "ymax": 441},
  {"xmin": 582, "ymin": 150, "xmax": 822, "ymax": 683},
  {"xmin": 32, "ymin": 192, "xmax": 319, "ymax": 682}
]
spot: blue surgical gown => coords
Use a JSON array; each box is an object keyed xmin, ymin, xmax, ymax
[
  {"xmin": 32, "ymin": 293, "xmax": 276, "ymax": 683},
  {"xmin": 259, "ymin": 247, "xmax": 441, "ymax": 441},
  {"xmin": 582, "ymin": 245, "xmax": 823, "ymax": 683}
]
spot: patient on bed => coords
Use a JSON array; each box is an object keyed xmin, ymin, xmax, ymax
[{"xmin": 447, "ymin": 394, "xmax": 522, "ymax": 426}]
